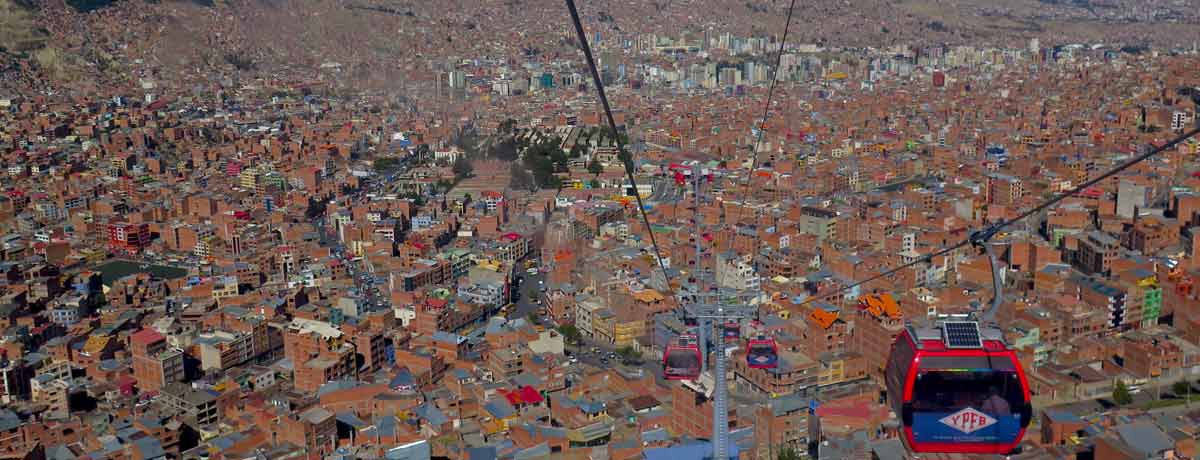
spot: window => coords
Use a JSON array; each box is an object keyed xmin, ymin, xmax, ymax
[{"xmin": 911, "ymin": 370, "xmax": 1023, "ymax": 416}]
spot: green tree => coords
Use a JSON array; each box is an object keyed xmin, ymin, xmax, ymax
[
  {"xmin": 498, "ymin": 118, "xmax": 517, "ymax": 134},
  {"xmin": 776, "ymin": 446, "xmax": 802, "ymax": 460},
  {"xmin": 373, "ymin": 157, "xmax": 400, "ymax": 172},
  {"xmin": 452, "ymin": 157, "xmax": 474, "ymax": 179},
  {"xmin": 616, "ymin": 346, "xmax": 641, "ymax": 363},
  {"xmin": 415, "ymin": 143, "xmax": 432, "ymax": 159},
  {"xmin": 557, "ymin": 325, "xmax": 582, "ymax": 344},
  {"xmin": 588, "ymin": 158, "xmax": 603, "ymax": 176},
  {"xmin": 1113, "ymin": 380, "xmax": 1134, "ymax": 405},
  {"xmin": 531, "ymin": 156, "xmax": 556, "ymax": 188},
  {"xmin": 1173, "ymin": 380, "xmax": 1192, "ymax": 397},
  {"xmin": 509, "ymin": 163, "xmax": 534, "ymax": 190},
  {"xmin": 90, "ymin": 290, "xmax": 109, "ymax": 310},
  {"xmin": 550, "ymin": 148, "xmax": 568, "ymax": 171},
  {"xmin": 492, "ymin": 138, "xmax": 519, "ymax": 161},
  {"xmin": 588, "ymin": 179, "xmax": 601, "ymax": 189},
  {"xmin": 404, "ymin": 193, "xmax": 425, "ymax": 206}
]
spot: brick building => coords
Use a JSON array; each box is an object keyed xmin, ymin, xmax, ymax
[
  {"xmin": 107, "ymin": 221, "xmax": 151, "ymax": 253},
  {"xmin": 130, "ymin": 328, "xmax": 184, "ymax": 393}
]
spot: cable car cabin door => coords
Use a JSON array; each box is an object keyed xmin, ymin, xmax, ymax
[{"xmin": 907, "ymin": 354, "xmax": 1028, "ymax": 454}]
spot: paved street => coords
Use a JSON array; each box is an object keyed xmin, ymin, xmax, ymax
[
  {"xmin": 1044, "ymin": 378, "xmax": 1200, "ymax": 417},
  {"xmin": 565, "ymin": 327, "xmax": 766, "ymax": 405},
  {"xmin": 511, "ymin": 266, "xmax": 546, "ymax": 322}
]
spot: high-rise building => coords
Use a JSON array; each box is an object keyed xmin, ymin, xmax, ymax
[
  {"xmin": 751, "ymin": 396, "xmax": 811, "ymax": 460},
  {"xmin": 107, "ymin": 222, "xmax": 151, "ymax": 254},
  {"xmin": 799, "ymin": 206, "xmax": 838, "ymax": 241},
  {"xmin": 131, "ymin": 328, "xmax": 184, "ymax": 393},
  {"xmin": 1116, "ymin": 180, "xmax": 1149, "ymax": 219},
  {"xmin": 448, "ymin": 71, "xmax": 466, "ymax": 89},
  {"xmin": 1074, "ymin": 231, "xmax": 1120, "ymax": 276},
  {"xmin": 852, "ymin": 293, "xmax": 905, "ymax": 381},
  {"xmin": 283, "ymin": 318, "xmax": 356, "ymax": 392},
  {"xmin": 0, "ymin": 358, "xmax": 33, "ymax": 403},
  {"xmin": 670, "ymin": 384, "xmax": 740, "ymax": 440},
  {"xmin": 715, "ymin": 251, "xmax": 759, "ymax": 291},
  {"xmin": 986, "ymin": 173, "xmax": 1023, "ymax": 206}
]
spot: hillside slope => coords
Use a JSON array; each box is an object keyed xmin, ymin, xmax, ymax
[{"xmin": 2, "ymin": 0, "xmax": 1198, "ymax": 93}]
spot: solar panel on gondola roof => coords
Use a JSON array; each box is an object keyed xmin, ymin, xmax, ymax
[{"xmin": 942, "ymin": 321, "xmax": 982, "ymax": 349}]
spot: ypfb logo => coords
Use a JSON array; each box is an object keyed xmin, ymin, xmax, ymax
[{"xmin": 939, "ymin": 407, "xmax": 997, "ymax": 434}]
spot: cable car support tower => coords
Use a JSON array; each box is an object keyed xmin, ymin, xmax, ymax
[{"xmin": 674, "ymin": 165, "xmax": 763, "ymax": 460}]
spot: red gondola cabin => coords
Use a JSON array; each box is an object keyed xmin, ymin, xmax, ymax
[
  {"xmin": 722, "ymin": 321, "xmax": 740, "ymax": 343},
  {"xmin": 663, "ymin": 334, "xmax": 702, "ymax": 380},
  {"xmin": 885, "ymin": 321, "xmax": 1032, "ymax": 455},
  {"xmin": 746, "ymin": 336, "xmax": 778, "ymax": 369}
]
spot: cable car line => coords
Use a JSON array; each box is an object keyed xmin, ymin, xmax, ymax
[
  {"xmin": 737, "ymin": 0, "xmax": 797, "ymax": 295},
  {"xmin": 795, "ymin": 124, "xmax": 1200, "ymax": 310},
  {"xmin": 564, "ymin": 0, "xmax": 675, "ymax": 295},
  {"xmin": 748, "ymin": 0, "xmax": 798, "ymax": 172}
]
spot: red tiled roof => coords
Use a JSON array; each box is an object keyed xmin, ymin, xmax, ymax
[
  {"xmin": 815, "ymin": 404, "xmax": 873, "ymax": 420},
  {"xmin": 502, "ymin": 390, "xmax": 521, "ymax": 405},
  {"xmin": 519, "ymin": 386, "xmax": 543, "ymax": 404},
  {"xmin": 130, "ymin": 328, "xmax": 165, "ymax": 346}
]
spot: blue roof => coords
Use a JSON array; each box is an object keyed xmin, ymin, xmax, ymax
[
  {"xmin": 384, "ymin": 440, "xmax": 431, "ymax": 460},
  {"xmin": 0, "ymin": 410, "xmax": 21, "ymax": 432},
  {"xmin": 132, "ymin": 437, "xmax": 166, "ymax": 459},
  {"xmin": 515, "ymin": 422, "xmax": 567, "ymax": 439},
  {"xmin": 207, "ymin": 432, "xmax": 246, "ymax": 451},
  {"xmin": 512, "ymin": 373, "xmax": 542, "ymax": 387},
  {"xmin": 336, "ymin": 412, "xmax": 367, "ymax": 428},
  {"xmin": 45, "ymin": 444, "xmax": 78, "ymax": 460},
  {"xmin": 513, "ymin": 443, "xmax": 551, "ymax": 460},
  {"xmin": 116, "ymin": 426, "xmax": 142, "ymax": 441},
  {"xmin": 1114, "ymin": 422, "xmax": 1172, "ymax": 456},
  {"xmin": 578, "ymin": 400, "xmax": 606, "ymax": 415},
  {"xmin": 376, "ymin": 416, "xmax": 398, "ymax": 437},
  {"xmin": 1043, "ymin": 409, "xmax": 1082, "ymax": 423},
  {"xmin": 644, "ymin": 441, "xmax": 738, "ymax": 460},
  {"xmin": 484, "ymin": 399, "xmax": 517, "ymax": 419},
  {"xmin": 390, "ymin": 369, "xmax": 416, "ymax": 388},
  {"xmin": 416, "ymin": 403, "xmax": 449, "ymax": 426},
  {"xmin": 100, "ymin": 437, "xmax": 123, "ymax": 455},
  {"xmin": 641, "ymin": 428, "xmax": 670, "ymax": 443},
  {"xmin": 465, "ymin": 446, "xmax": 497, "ymax": 460},
  {"xmin": 317, "ymin": 380, "xmax": 360, "ymax": 397},
  {"xmin": 431, "ymin": 331, "xmax": 466, "ymax": 345}
]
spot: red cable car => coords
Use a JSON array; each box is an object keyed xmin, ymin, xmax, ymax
[
  {"xmin": 745, "ymin": 336, "xmax": 778, "ymax": 369},
  {"xmin": 722, "ymin": 321, "xmax": 739, "ymax": 343},
  {"xmin": 886, "ymin": 320, "xmax": 1032, "ymax": 455},
  {"xmin": 663, "ymin": 334, "xmax": 702, "ymax": 380},
  {"xmin": 673, "ymin": 170, "xmax": 686, "ymax": 186}
]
